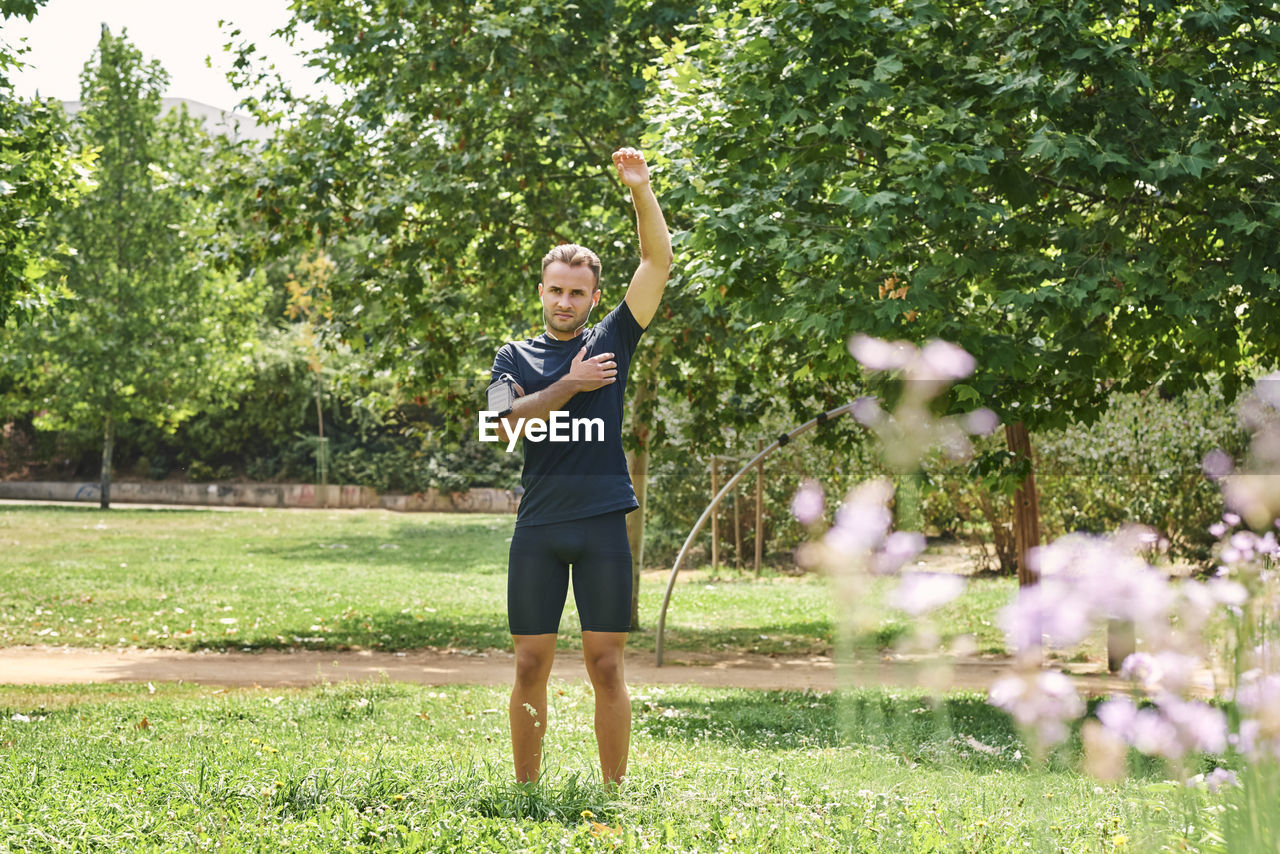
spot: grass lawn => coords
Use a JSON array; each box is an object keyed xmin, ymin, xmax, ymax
[
  {"xmin": 0, "ymin": 505, "xmax": 1042, "ymax": 659},
  {"xmin": 0, "ymin": 680, "xmax": 1227, "ymax": 853}
]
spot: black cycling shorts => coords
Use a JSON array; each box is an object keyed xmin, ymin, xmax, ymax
[{"xmin": 507, "ymin": 510, "xmax": 633, "ymax": 635}]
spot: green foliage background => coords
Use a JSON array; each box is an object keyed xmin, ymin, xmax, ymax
[{"xmin": 2, "ymin": 0, "xmax": 1276, "ymax": 569}]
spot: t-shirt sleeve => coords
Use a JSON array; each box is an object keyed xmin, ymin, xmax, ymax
[
  {"xmin": 491, "ymin": 343, "xmax": 522, "ymax": 385},
  {"xmin": 600, "ymin": 299, "xmax": 645, "ymax": 359}
]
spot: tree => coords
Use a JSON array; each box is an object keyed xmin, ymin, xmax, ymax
[
  {"xmin": 0, "ymin": 0, "xmax": 94, "ymax": 325},
  {"xmin": 229, "ymin": 0, "xmax": 719, "ymax": 626},
  {"xmin": 0, "ymin": 26, "xmax": 265, "ymax": 507},
  {"xmin": 644, "ymin": 0, "xmax": 1280, "ymax": 573}
]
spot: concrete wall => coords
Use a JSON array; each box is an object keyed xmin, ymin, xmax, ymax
[{"xmin": 0, "ymin": 481, "xmax": 518, "ymax": 513}]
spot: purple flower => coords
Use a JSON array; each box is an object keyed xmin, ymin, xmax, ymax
[
  {"xmin": 1207, "ymin": 578, "xmax": 1247, "ymax": 607},
  {"xmin": 848, "ymin": 335, "xmax": 914, "ymax": 371},
  {"xmin": 963, "ymin": 408, "xmax": 1000, "ymax": 436},
  {"xmin": 889, "ymin": 572, "xmax": 965, "ymax": 616},
  {"xmin": 1208, "ymin": 522, "xmax": 1228, "ymax": 538},
  {"xmin": 989, "ymin": 670, "xmax": 1083, "ymax": 747},
  {"xmin": 1255, "ymin": 371, "xmax": 1280, "ymax": 408},
  {"xmin": 916, "ymin": 340, "xmax": 975, "ymax": 381},
  {"xmin": 1118, "ymin": 652, "xmax": 1154, "ymax": 680},
  {"xmin": 870, "ymin": 531, "xmax": 927, "ymax": 575},
  {"xmin": 1236, "ymin": 673, "xmax": 1280, "ymax": 718},
  {"xmin": 1130, "ymin": 713, "xmax": 1183, "ymax": 758},
  {"xmin": 1187, "ymin": 768, "xmax": 1239, "ymax": 794},
  {"xmin": 1201, "ymin": 449, "xmax": 1234, "ymax": 480},
  {"xmin": 1085, "ymin": 560, "xmax": 1174, "ymax": 627},
  {"xmin": 1223, "ymin": 512, "xmax": 1242, "ymax": 527},
  {"xmin": 1097, "ymin": 696, "xmax": 1138, "ymax": 735},
  {"xmin": 851, "ymin": 396, "xmax": 885, "ymax": 427},
  {"xmin": 1102, "ymin": 695, "xmax": 1229, "ymax": 759},
  {"xmin": 1259, "ymin": 531, "xmax": 1279, "ymax": 556},
  {"xmin": 1160, "ymin": 697, "xmax": 1227, "ymax": 755},
  {"xmin": 791, "ymin": 480, "xmax": 825, "ymax": 526},
  {"xmin": 998, "ymin": 583, "xmax": 1092, "ymax": 651},
  {"xmin": 823, "ymin": 480, "xmax": 893, "ymax": 557}
]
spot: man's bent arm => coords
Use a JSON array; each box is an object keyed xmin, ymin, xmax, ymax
[
  {"xmin": 496, "ymin": 348, "xmax": 617, "ymax": 445},
  {"xmin": 496, "ymin": 377, "xmax": 579, "ymax": 445}
]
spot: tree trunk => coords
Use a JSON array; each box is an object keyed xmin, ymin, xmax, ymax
[
  {"xmin": 625, "ymin": 349, "xmax": 657, "ymax": 631},
  {"xmin": 976, "ymin": 488, "xmax": 1018, "ymax": 575},
  {"xmin": 315, "ymin": 374, "xmax": 327, "ymax": 487},
  {"xmin": 626, "ymin": 445, "xmax": 649, "ymax": 631},
  {"xmin": 1004, "ymin": 421, "xmax": 1041, "ymax": 587},
  {"xmin": 100, "ymin": 412, "xmax": 114, "ymax": 510}
]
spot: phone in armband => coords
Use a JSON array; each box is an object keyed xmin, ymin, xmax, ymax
[{"xmin": 486, "ymin": 374, "xmax": 519, "ymax": 418}]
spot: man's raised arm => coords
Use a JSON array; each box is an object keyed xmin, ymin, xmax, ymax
[{"xmin": 613, "ymin": 148, "xmax": 673, "ymax": 330}]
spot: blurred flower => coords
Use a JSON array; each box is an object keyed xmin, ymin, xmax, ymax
[
  {"xmin": 1235, "ymin": 674, "xmax": 1280, "ymax": 761},
  {"xmin": 848, "ymin": 334, "xmax": 913, "ymax": 371},
  {"xmin": 998, "ymin": 582, "xmax": 1092, "ymax": 651},
  {"xmin": 791, "ymin": 480, "xmax": 825, "ymax": 526},
  {"xmin": 1160, "ymin": 696, "xmax": 1227, "ymax": 755},
  {"xmin": 1097, "ymin": 695, "xmax": 1226, "ymax": 759},
  {"xmin": 916, "ymin": 340, "xmax": 975, "ymax": 381},
  {"xmin": 989, "ymin": 670, "xmax": 1083, "ymax": 746},
  {"xmin": 1186, "ymin": 768, "xmax": 1239, "ymax": 794},
  {"xmin": 1255, "ymin": 371, "xmax": 1280, "ymax": 408},
  {"xmin": 963, "ymin": 408, "xmax": 1000, "ymax": 436},
  {"xmin": 870, "ymin": 531, "xmax": 927, "ymax": 575},
  {"xmin": 1097, "ymin": 696, "xmax": 1179, "ymax": 758},
  {"xmin": 851, "ymin": 396, "xmax": 885, "ymax": 427},
  {"xmin": 1201, "ymin": 449, "xmax": 1233, "ymax": 480},
  {"xmin": 823, "ymin": 479, "xmax": 893, "ymax": 558},
  {"xmin": 890, "ymin": 572, "xmax": 965, "ymax": 616},
  {"xmin": 1082, "ymin": 719, "xmax": 1127, "ymax": 782}
]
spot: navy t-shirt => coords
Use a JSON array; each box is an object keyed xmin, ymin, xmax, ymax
[{"xmin": 491, "ymin": 299, "xmax": 645, "ymax": 528}]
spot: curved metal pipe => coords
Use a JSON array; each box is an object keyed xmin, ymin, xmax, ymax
[{"xmin": 654, "ymin": 402, "xmax": 855, "ymax": 665}]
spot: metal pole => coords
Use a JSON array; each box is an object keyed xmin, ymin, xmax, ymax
[{"xmin": 656, "ymin": 403, "xmax": 854, "ymax": 665}]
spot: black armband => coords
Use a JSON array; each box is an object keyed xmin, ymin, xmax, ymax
[{"xmin": 486, "ymin": 374, "xmax": 520, "ymax": 418}]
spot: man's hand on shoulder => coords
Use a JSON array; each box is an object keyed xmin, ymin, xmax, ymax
[{"xmin": 567, "ymin": 346, "xmax": 617, "ymax": 392}]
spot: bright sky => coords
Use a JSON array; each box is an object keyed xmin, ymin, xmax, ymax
[{"xmin": 2, "ymin": 0, "xmax": 332, "ymax": 110}]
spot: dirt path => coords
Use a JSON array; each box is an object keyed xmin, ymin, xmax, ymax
[{"xmin": 0, "ymin": 645, "xmax": 1138, "ymax": 695}]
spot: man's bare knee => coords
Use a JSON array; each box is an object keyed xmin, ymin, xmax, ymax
[
  {"xmin": 514, "ymin": 647, "xmax": 553, "ymax": 687},
  {"xmin": 585, "ymin": 650, "xmax": 625, "ymax": 693}
]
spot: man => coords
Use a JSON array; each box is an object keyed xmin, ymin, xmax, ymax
[{"xmin": 489, "ymin": 147, "xmax": 672, "ymax": 786}]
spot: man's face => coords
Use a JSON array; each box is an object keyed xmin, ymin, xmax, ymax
[{"xmin": 539, "ymin": 262, "xmax": 599, "ymax": 340}]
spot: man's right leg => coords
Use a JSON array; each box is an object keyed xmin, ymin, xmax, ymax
[
  {"xmin": 507, "ymin": 521, "xmax": 571, "ymax": 783},
  {"xmin": 510, "ymin": 632, "xmax": 557, "ymax": 783}
]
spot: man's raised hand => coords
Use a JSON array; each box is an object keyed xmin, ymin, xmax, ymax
[
  {"xmin": 612, "ymin": 148, "xmax": 650, "ymax": 189},
  {"xmin": 568, "ymin": 347, "xmax": 617, "ymax": 392}
]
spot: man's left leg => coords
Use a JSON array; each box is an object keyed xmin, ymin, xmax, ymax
[{"xmin": 581, "ymin": 629, "xmax": 630, "ymax": 785}]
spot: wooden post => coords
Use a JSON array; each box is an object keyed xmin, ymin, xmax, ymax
[
  {"xmin": 1107, "ymin": 620, "xmax": 1136, "ymax": 673},
  {"xmin": 733, "ymin": 477, "xmax": 742, "ymax": 572},
  {"xmin": 755, "ymin": 440, "xmax": 763, "ymax": 576},
  {"xmin": 99, "ymin": 412, "xmax": 114, "ymax": 510},
  {"xmin": 710, "ymin": 456, "xmax": 719, "ymax": 573}
]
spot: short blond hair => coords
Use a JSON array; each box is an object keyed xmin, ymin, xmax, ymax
[{"xmin": 541, "ymin": 243, "xmax": 601, "ymax": 290}]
